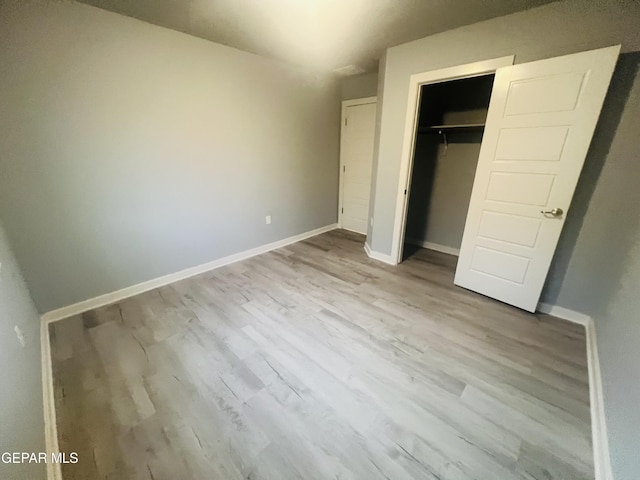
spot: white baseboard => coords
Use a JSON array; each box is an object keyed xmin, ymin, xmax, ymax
[
  {"xmin": 405, "ymin": 238, "xmax": 460, "ymax": 256},
  {"xmin": 536, "ymin": 302, "xmax": 591, "ymax": 326},
  {"xmin": 536, "ymin": 303, "xmax": 612, "ymax": 480},
  {"xmin": 38, "ymin": 228, "xmax": 611, "ymax": 480},
  {"xmin": 586, "ymin": 318, "xmax": 613, "ymax": 480},
  {"xmin": 339, "ymin": 225, "xmax": 367, "ymax": 236},
  {"xmin": 41, "ymin": 320, "xmax": 62, "ymax": 480},
  {"xmin": 39, "ymin": 223, "xmax": 335, "ymax": 480},
  {"xmin": 364, "ymin": 242, "xmax": 397, "ymax": 265},
  {"xmin": 41, "ymin": 223, "xmax": 337, "ymax": 324}
]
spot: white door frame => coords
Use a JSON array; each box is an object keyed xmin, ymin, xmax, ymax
[
  {"xmin": 390, "ymin": 56, "xmax": 514, "ymax": 264},
  {"xmin": 338, "ymin": 96, "xmax": 377, "ymax": 229}
]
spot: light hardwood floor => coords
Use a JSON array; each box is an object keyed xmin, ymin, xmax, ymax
[{"xmin": 49, "ymin": 229, "xmax": 593, "ymax": 480}]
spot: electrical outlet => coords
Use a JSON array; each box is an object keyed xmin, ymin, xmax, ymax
[
  {"xmin": 265, "ymin": 215, "xmax": 271, "ymax": 225},
  {"xmin": 14, "ymin": 326, "xmax": 26, "ymax": 348}
]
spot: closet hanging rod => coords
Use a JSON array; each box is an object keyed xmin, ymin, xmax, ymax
[{"xmin": 417, "ymin": 123, "xmax": 485, "ymax": 134}]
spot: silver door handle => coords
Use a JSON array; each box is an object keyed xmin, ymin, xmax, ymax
[{"xmin": 541, "ymin": 208, "xmax": 564, "ymax": 217}]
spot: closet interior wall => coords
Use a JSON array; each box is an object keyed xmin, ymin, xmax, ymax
[{"xmin": 404, "ymin": 75, "xmax": 494, "ymax": 258}]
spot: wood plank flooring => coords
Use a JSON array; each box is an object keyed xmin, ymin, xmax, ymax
[{"xmin": 49, "ymin": 229, "xmax": 593, "ymax": 480}]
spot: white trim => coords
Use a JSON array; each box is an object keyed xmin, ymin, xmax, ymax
[
  {"xmin": 390, "ymin": 56, "xmax": 515, "ymax": 264},
  {"xmin": 339, "ymin": 96, "xmax": 377, "ymax": 230},
  {"xmin": 363, "ymin": 242, "xmax": 397, "ymax": 265},
  {"xmin": 341, "ymin": 96, "xmax": 377, "ymax": 109},
  {"xmin": 405, "ymin": 238, "xmax": 460, "ymax": 256},
  {"xmin": 40, "ymin": 224, "xmax": 337, "ymax": 478},
  {"xmin": 41, "ymin": 319, "xmax": 62, "ymax": 480},
  {"xmin": 38, "ymin": 230, "xmax": 612, "ymax": 480},
  {"xmin": 341, "ymin": 226, "xmax": 368, "ymax": 235},
  {"xmin": 536, "ymin": 305, "xmax": 612, "ymax": 480},
  {"xmin": 536, "ymin": 302, "xmax": 591, "ymax": 326},
  {"xmin": 41, "ymin": 223, "xmax": 337, "ymax": 323},
  {"xmin": 586, "ymin": 318, "xmax": 613, "ymax": 480}
]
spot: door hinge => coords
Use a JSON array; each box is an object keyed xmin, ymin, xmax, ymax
[
  {"xmin": 343, "ymin": 165, "xmax": 346, "ymax": 172},
  {"xmin": 404, "ymin": 189, "xmax": 407, "ymax": 195},
  {"xmin": 345, "ymin": 117, "xmax": 348, "ymax": 126},
  {"xmin": 341, "ymin": 208, "xmax": 344, "ymax": 214}
]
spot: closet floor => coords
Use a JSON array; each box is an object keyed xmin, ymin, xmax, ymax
[{"xmin": 49, "ymin": 229, "xmax": 593, "ymax": 480}]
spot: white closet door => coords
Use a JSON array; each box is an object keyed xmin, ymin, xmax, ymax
[
  {"xmin": 340, "ymin": 101, "xmax": 376, "ymax": 234},
  {"xmin": 454, "ymin": 45, "xmax": 620, "ymax": 312}
]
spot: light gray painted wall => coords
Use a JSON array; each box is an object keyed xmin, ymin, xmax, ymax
[
  {"xmin": 541, "ymin": 53, "xmax": 640, "ymax": 316},
  {"xmin": 368, "ymin": 2, "xmax": 640, "ymax": 476},
  {"xmin": 340, "ymin": 72, "xmax": 379, "ymax": 100},
  {"xmin": 572, "ymin": 55, "xmax": 639, "ymax": 480},
  {"xmin": 0, "ymin": 0, "xmax": 340, "ymax": 313},
  {"xmin": 405, "ymin": 138, "xmax": 481, "ymax": 250},
  {"xmin": 369, "ymin": 0, "xmax": 640, "ymax": 256},
  {"xmin": 366, "ymin": 53, "xmax": 387, "ymax": 242},
  {"xmin": 404, "ymin": 76, "xmax": 492, "ymax": 250},
  {"xmin": 599, "ymin": 235, "xmax": 640, "ymax": 480},
  {"xmin": 0, "ymin": 220, "xmax": 45, "ymax": 480}
]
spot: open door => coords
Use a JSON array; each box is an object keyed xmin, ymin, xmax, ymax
[{"xmin": 454, "ymin": 45, "xmax": 620, "ymax": 312}]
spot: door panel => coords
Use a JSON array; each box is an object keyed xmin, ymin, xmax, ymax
[
  {"xmin": 454, "ymin": 45, "xmax": 620, "ymax": 312},
  {"xmin": 504, "ymin": 72, "xmax": 586, "ymax": 115},
  {"xmin": 341, "ymin": 101, "xmax": 376, "ymax": 234},
  {"xmin": 486, "ymin": 172, "xmax": 555, "ymax": 205},
  {"xmin": 470, "ymin": 247, "xmax": 530, "ymax": 284},
  {"xmin": 477, "ymin": 212, "xmax": 542, "ymax": 247},
  {"xmin": 495, "ymin": 127, "xmax": 569, "ymax": 160}
]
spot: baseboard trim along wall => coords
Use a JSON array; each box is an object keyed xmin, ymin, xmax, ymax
[
  {"xmin": 585, "ymin": 318, "xmax": 614, "ymax": 480},
  {"xmin": 536, "ymin": 303, "xmax": 613, "ymax": 480},
  {"xmin": 536, "ymin": 302, "xmax": 591, "ymax": 326},
  {"xmin": 363, "ymin": 242, "xmax": 397, "ymax": 265},
  {"xmin": 40, "ymin": 223, "xmax": 338, "ymax": 480},
  {"xmin": 39, "ymin": 232, "xmax": 611, "ymax": 480},
  {"xmin": 40, "ymin": 321, "xmax": 62, "ymax": 480},
  {"xmin": 41, "ymin": 223, "xmax": 337, "ymax": 324},
  {"xmin": 405, "ymin": 238, "xmax": 461, "ymax": 256},
  {"xmin": 365, "ymin": 239, "xmax": 460, "ymax": 264}
]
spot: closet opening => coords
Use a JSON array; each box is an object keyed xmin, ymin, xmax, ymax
[{"xmin": 401, "ymin": 74, "xmax": 495, "ymax": 262}]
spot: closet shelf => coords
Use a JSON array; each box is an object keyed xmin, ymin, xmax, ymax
[{"xmin": 418, "ymin": 123, "xmax": 485, "ymax": 134}]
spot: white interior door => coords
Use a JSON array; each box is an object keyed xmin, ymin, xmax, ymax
[
  {"xmin": 340, "ymin": 100, "xmax": 377, "ymax": 234},
  {"xmin": 455, "ymin": 45, "xmax": 620, "ymax": 312}
]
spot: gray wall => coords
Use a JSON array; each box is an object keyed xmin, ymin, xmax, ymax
[
  {"xmin": 598, "ymin": 234, "xmax": 640, "ymax": 480},
  {"xmin": 404, "ymin": 76, "xmax": 492, "ymax": 250},
  {"xmin": 0, "ymin": 0, "xmax": 340, "ymax": 313},
  {"xmin": 542, "ymin": 52, "xmax": 640, "ymax": 317},
  {"xmin": 369, "ymin": 0, "xmax": 640, "ymax": 257},
  {"xmin": 368, "ymin": 2, "xmax": 640, "ymax": 477},
  {"xmin": 405, "ymin": 138, "xmax": 481, "ymax": 250},
  {"xmin": 576, "ymin": 55, "xmax": 640, "ymax": 480},
  {"xmin": 366, "ymin": 54, "xmax": 387, "ymax": 242},
  {"xmin": 0, "ymin": 220, "xmax": 46, "ymax": 480},
  {"xmin": 340, "ymin": 72, "xmax": 378, "ymax": 100}
]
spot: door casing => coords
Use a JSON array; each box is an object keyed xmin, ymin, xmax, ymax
[
  {"xmin": 339, "ymin": 96, "xmax": 377, "ymax": 233},
  {"xmin": 391, "ymin": 56, "xmax": 515, "ymax": 264}
]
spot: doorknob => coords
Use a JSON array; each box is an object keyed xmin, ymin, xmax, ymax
[{"xmin": 541, "ymin": 208, "xmax": 564, "ymax": 217}]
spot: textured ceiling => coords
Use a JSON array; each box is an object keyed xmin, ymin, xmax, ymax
[{"xmin": 76, "ymin": 0, "xmax": 555, "ymax": 72}]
